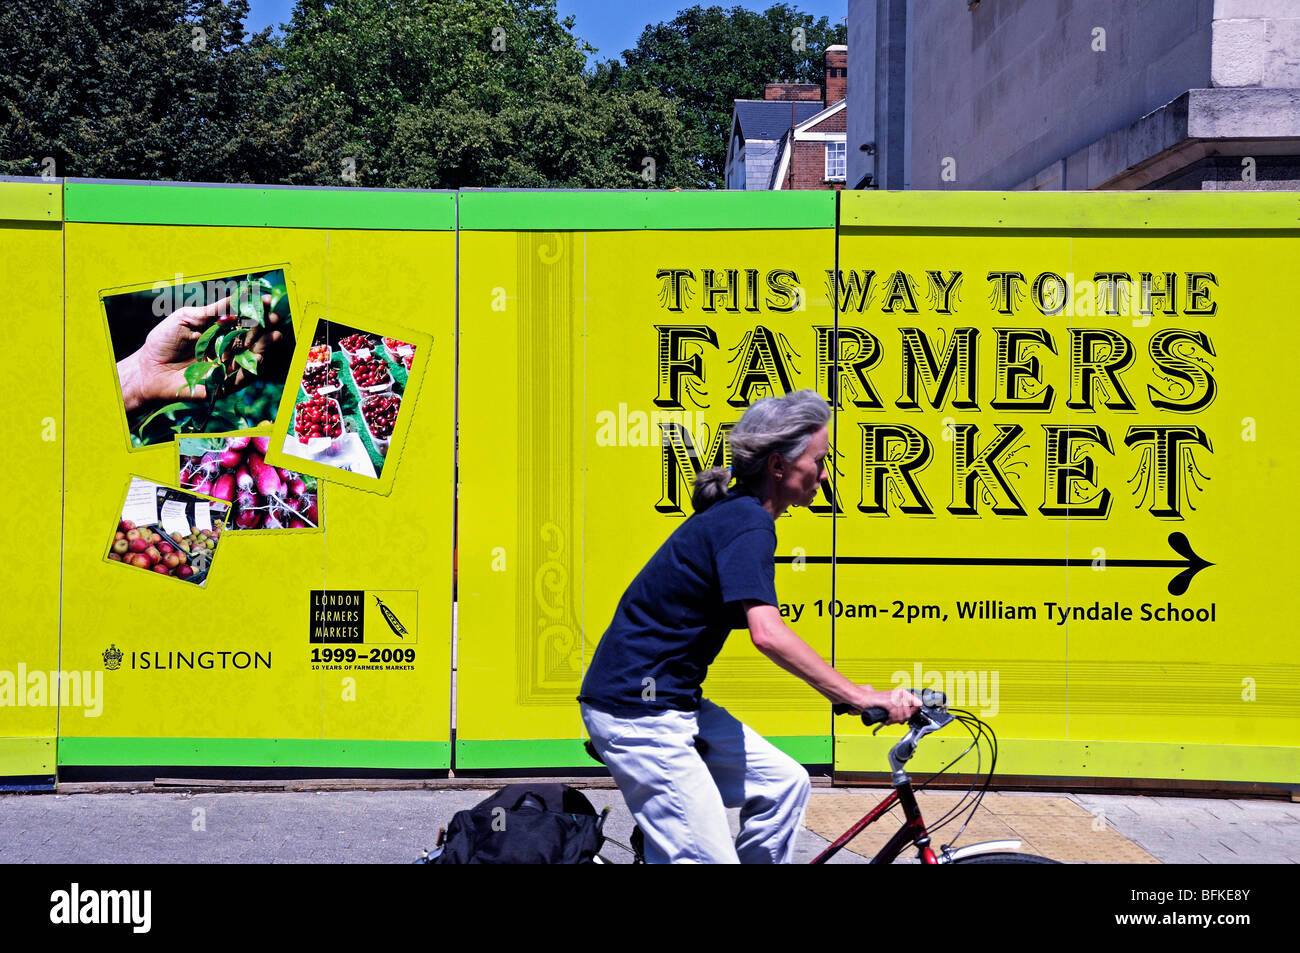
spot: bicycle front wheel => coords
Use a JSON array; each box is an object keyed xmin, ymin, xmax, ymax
[{"xmin": 951, "ymin": 852, "xmax": 1060, "ymax": 864}]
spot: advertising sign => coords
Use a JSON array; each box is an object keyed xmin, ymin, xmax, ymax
[
  {"xmin": 0, "ymin": 178, "xmax": 63, "ymax": 782},
  {"xmin": 55, "ymin": 181, "xmax": 455, "ymax": 770},
  {"xmin": 833, "ymin": 192, "xmax": 1300, "ymax": 785},
  {"xmin": 457, "ymin": 192, "xmax": 838, "ymax": 768},
  {"xmin": 3, "ymin": 180, "xmax": 1293, "ymax": 789}
]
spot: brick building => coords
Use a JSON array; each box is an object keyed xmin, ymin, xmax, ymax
[{"xmin": 724, "ymin": 45, "xmax": 849, "ymax": 190}]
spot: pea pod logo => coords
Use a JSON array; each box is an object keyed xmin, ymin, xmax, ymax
[
  {"xmin": 374, "ymin": 595, "xmax": 407, "ymax": 638},
  {"xmin": 363, "ymin": 590, "xmax": 416, "ymax": 644},
  {"xmin": 358, "ymin": 587, "xmax": 413, "ymax": 647}
]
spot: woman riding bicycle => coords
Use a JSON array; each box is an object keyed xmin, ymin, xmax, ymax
[{"xmin": 578, "ymin": 389, "xmax": 920, "ymax": 863}]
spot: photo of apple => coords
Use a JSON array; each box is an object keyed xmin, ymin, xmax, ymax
[{"xmin": 106, "ymin": 480, "xmax": 229, "ymax": 585}]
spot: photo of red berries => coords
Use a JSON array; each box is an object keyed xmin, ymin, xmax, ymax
[
  {"xmin": 302, "ymin": 363, "xmax": 341, "ymax": 396},
  {"xmin": 295, "ymin": 396, "xmax": 343, "ymax": 443},
  {"xmin": 279, "ymin": 319, "xmax": 417, "ymax": 480},
  {"xmin": 178, "ymin": 433, "xmax": 320, "ymax": 531},
  {"xmin": 362, "ymin": 394, "xmax": 400, "ymax": 440},
  {"xmin": 107, "ymin": 478, "xmax": 230, "ymax": 586}
]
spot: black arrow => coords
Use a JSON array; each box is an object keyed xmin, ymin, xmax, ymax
[{"xmin": 774, "ymin": 532, "xmax": 1212, "ymax": 596}]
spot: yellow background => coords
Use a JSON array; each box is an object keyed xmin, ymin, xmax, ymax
[
  {"xmin": 0, "ymin": 188, "xmax": 63, "ymax": 776},
  {"xmin": 4, "ymin": 186, "xmax": 1296, "ymax": 786},
  {"xmin": 833, "ymin": 225, "xmax": 1300, "ymax": 782},
  {"xmin": 460, "ymin": 209, "xmax": 1298, "ymax": 785},
  {"xmin": 57, "ymin": 223, "xmax": 454, "ymax": 764},
  {"xmin": 458, "ymin": 228, "xmax": 838, "ymax": 762}
]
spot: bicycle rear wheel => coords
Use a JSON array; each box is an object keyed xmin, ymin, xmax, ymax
[{"xmin": 951, "ymin": 852, "xmax": 1060, "ymax": 864}]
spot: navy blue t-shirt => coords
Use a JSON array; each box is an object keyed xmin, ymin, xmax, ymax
[{"xmin": 578, "ymin": 484, "xmax": 779, "ymax": 716}]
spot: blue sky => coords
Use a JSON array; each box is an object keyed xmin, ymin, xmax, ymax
[{"xmin": 243, "ymin": 1, "xmax": 848, "ymax": 63}]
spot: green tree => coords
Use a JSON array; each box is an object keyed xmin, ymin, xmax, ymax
[
  {"xmin": 0, "ymin": 0, "xmax": 285, "ymax": 182},
  {"xmin": 593, "ymin": 4, "xmax": 847, "ymax": 189},
  {"xmin": 275, "ymin": 0, "xmax": 681, "ymax": 189}
]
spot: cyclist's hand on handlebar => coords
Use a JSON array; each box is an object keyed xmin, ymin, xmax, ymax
[{"xmin": 848, "ymin": 685, "xmax": 922, "ymax": 725}]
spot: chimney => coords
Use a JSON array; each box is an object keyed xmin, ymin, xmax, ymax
[
  {"xmin": 825, "ymin": 44, "xmax": 847, "ymax": 106},
  {"xmin": 763, "ymin": 83, "xmax": 822, "ymax": 102}
]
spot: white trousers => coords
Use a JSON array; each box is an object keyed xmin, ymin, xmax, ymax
[{"xmin": 580, "ymin": 698, "xmax": 811, "ymax": 864}]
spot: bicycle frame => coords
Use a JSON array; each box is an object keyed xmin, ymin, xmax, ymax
[
  {"xmin": 808, "ymin": 779, "xmax": 1022, "ymax": 864},
  {"xmin": 809, "ymin": 782, "xmax": 932, "ymax": 864},
  {"xmin": 811, "ymin": 697, "xmax": 1025, "ymax": 865}
]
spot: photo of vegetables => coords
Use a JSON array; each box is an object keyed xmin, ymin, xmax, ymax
[
  {"xmin": 107, "ymin": 478, "xmax": 230, "ymax": 586},
  {"xmin": 279, "ymin": 320, "xmax": 416, "ymax": 480},
  {"xmin": 104, "ymin": 267, "xmax": 296, "ymax": 448},
  {"xmin": 178, "ymin": 433, "xmax": 321, "ymax": 532}
]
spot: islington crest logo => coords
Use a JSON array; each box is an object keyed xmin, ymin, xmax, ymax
[{"xmin": 102, "ymin": 645, "xmax": 123, "ymax": 671}]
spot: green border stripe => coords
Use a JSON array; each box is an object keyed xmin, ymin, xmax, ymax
[
  {"xmin": 455, "ymin": 736, "xmax": 830, "ymax": 770},
  {"xmin": 456, "ymin": 739, "xmax": 591, "ymax": 770},
  {"xmin": 458, "ymin": 189, "xmax": 834, "ymax": 231},
  {"xmin": 835, "ymin": 736, "xmax": 1300, "ymax": 785},
  {"xmin": 841, "ymin": 190, "xmax": 1300, "ymax": 231},
  {"xmin": 64, "ymin": 181, "xmax": 456, "ymax": 230},
  {"xmin": 0, "ymin": 180, "xmax": 61, "ymax": 223},
  {"xmin": 769, "ymin": 735, "xmax": 832, "ymax": 764},
  {"xmin": 59, "ymin": 737, "xmax": 450, "ymax": 769}
]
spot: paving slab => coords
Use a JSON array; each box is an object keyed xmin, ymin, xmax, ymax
[{"xmin": 0, "ymin": 786, "xmax": 1295, "ymax": 863}]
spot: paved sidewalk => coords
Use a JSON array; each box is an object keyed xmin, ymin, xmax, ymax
[{"xmin": 2, "ymin": 785, "xmax": 1296, "ymax": 863}]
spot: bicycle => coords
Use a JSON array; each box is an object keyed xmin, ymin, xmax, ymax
[{"xmin": 594, "ymin": 689, "xmax": 1060, "ymax": 864}]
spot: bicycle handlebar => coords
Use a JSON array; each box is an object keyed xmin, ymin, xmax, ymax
[
  {"xmin": 832, "ymin": 688, "xmax": 948, "ymax": 726},
  {"xmin": 832, "ymin": 702, "xmax": 890, "ymax": 725}
]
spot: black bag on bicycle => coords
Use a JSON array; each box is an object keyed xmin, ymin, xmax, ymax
[{"xmin": 432, "ymin": 783, "xmax": 606, "ymax": 864}]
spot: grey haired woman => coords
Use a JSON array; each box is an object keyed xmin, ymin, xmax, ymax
[{"xmin": 578, "ymin": 389, "xmax": 919, "ymax": 863}]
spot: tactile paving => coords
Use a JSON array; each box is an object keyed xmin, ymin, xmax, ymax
[{"xmin": 803, "ymin": 790, "xmax": 1160, "ymax": 863}]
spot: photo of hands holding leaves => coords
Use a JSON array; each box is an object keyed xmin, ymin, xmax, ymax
[{"xmin": 107, "ymin": 268, "xmax": 296, "ymax": 447}]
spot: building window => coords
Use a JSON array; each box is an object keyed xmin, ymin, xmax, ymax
[
  {"xmin": 730, "ymin": 157, "xmax": 745, "ymax": 189},
  {"xmin": 825, "ymin": 141, "xmax": 846, "ymax": 180}
]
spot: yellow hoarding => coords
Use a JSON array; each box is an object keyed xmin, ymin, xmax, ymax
[
  {"xmin": 457, "ymin": 192, "xmax": 838, "ymax": 767},
  {"xmin": 0, "ymin": 179, "xmax": 63, "ymax": 781},
  {"xmin": 3, "ymin": 181, "xmax": 1294, "ymax": 790},
  {"xmin": 834, "ymin": 192, "xmax": 1300, "ymax": 785},
  {"xmin": 53, "ymin": 182, "xmax": 455, "ymax": 770}
]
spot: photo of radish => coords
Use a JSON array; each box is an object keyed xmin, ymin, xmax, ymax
[{"xmin": 179, "ymin": 433, "xmax": 321, "ymax": 532}]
